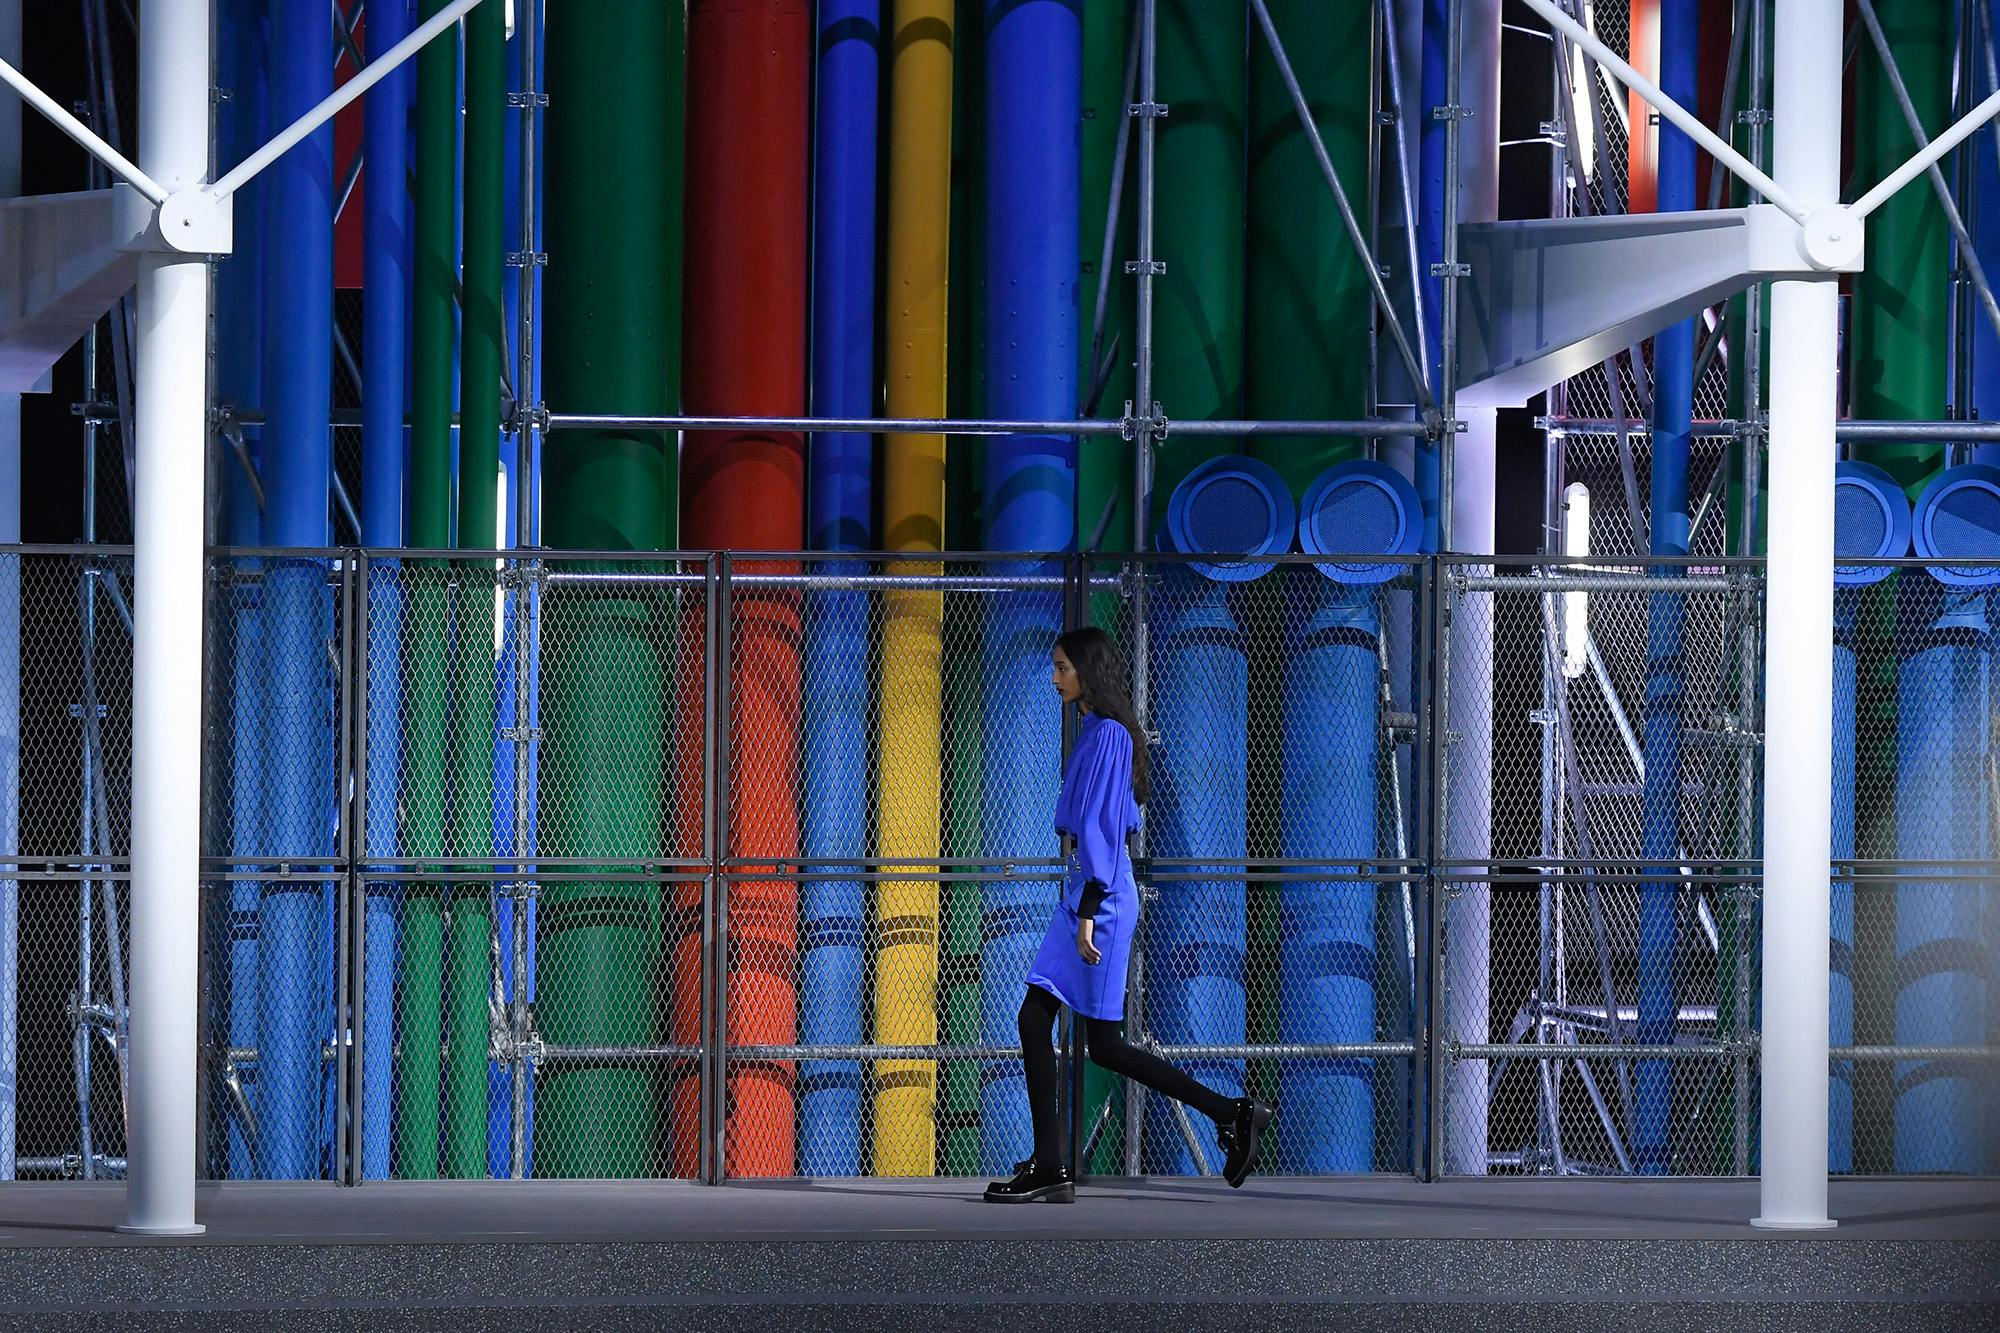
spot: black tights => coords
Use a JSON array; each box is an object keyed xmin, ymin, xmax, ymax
[{"xmin": 1016, "ymin": 984, "xmax": 1236, "ymax": 1171}]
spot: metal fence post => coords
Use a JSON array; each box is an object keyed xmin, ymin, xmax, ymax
[
  {"xmin": 1062, "ymin": 550, "xmax": 1086, "ymax": 1176},
  {"xmin": 332, "ymin": 552, "xmax": 358, "ymax": 1186},
  {"xmin": 704, "ymin": 552, "xmax": 731, "ymax": 1185},
  {"xmin": 1421, "ymin": 555, "xmax": 1447, "ymax": 1181}
]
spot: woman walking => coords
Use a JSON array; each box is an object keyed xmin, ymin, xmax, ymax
[{"xmin": 984, "ymin": 627, "xmax": 1273, "ymax": 1203}]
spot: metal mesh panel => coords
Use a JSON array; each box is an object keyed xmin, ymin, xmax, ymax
[
  {"xmin": 1099, "ymin": 556, "xmax": 1424, "ymax": 1175},
  {"xmin": 1439, "ymin": 558, "xmax": 2000, "ymax": 1177},
  {"xmin": 355, "ymin": 554, "xmax": 705, "ymax": 1181},
  {"xmin": 199, "ymin": 553, "xmax": 351, "ymax": 1180},
  {"xmin": 3, "ymin": 551, "xmax": 136, "ymax": 1179},
  {"xmin": 7, "ymin": 548, "xmax": 1994, "ymax": 1183}
]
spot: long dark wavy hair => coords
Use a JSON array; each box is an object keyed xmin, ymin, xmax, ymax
[{"xmin": 1056, "ymin": 627, "xmax": 1151, "ymax": 805}]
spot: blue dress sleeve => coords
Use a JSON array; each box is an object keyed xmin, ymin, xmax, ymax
[{"xmin": 1057, "ymin": 719, "xmax": 1137, "ymax": 912}]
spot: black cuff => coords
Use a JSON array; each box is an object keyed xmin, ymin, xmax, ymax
[{"xmin": 1078, "ymin": 880, "xmax": 1108, "ymax": 921}]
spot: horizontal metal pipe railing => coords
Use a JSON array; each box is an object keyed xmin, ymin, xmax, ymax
[
  {"xmin": 544, "ymin": 411, "xmax": 1435, "ymax": 438},
  {"xmin": 1453, "ymin": 1042, "xmax": 2000, "ymax": 1061},
  {"xmin": 1539, "ymin": 416, "xmax": 2000, "ymax": 442},
  {"xmin": 722, "ymin": 1041, "xmax": 1413, "ymax": 1062}
]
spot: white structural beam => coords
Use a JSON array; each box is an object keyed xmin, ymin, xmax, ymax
[
  {"xmin": 1455, "ymin": 204, "xmax": 1853, "ymax": 407},
  {"xmin": 118, "ymin": 0, "xmax": 210, "ymax": 1236},
  {"xmin": 0, "ymin": 190, "xmax": 141, "ymax": 391},
  {"xmin": 1753, "ymin": 0, "xmax": 1839, "ymax": 1232}
]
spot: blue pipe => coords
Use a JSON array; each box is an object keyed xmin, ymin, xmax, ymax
[
  {"xmin": 216, "ymin": 0, "xmax": 268, "ymax": 1181},
  {"xmin": 1633, "ymin": 0, "xmax": 1699, "ymax": 1176},
  {"xmin": 980, "ymin": 0, "xmax": 1080, "ymax": 1173},
  {"xmin": 1896, "ymin": 465, "xmax": 2000, "ymax": 1172},
  {"xmin": 799, "ymin": 0, "xmax": 880, "ymax": 1177},
  {"xmin": 1146, "ymin": 457, "xmax": 1295, "ymax": 1173},
  {"xmin": 1281, "ymin": 461, "xmax": 1423, "ymax": 1171},
  {"xmin": 360, "ymin": 0, "xmax": 412, "ymax": 1182},
  {"xmin": 1829, "ymin": 460, "xmax": 1912, "ymax": 1172},
  {"xmin": 1976, "ymin": 6, "xmax": 2000, "ymax": 467},
  {"xmin": 258, "ymin": 0, "xmax": 336, "ymax": 1180}
]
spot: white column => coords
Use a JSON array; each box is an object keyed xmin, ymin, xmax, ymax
[
  {"xmin": 1754, "ymin": 0, "xmax": 1840, "ymax": 1231},
  {"xmin": 120, "ymin": 0, "xmax": 211, "ymax": 1236}
]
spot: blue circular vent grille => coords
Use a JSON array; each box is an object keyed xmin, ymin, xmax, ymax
[
  {"xmin": 1298, "ymin": 460, "xmax": 1423, "ymax": 584},
  {"xmin": 1832, "ymin": 461, "xmax": 1909, "ymax": 588},
  {"xmin": 1914, "ymin": 464, "xmax": 2000, "ymax": 588},
  {"xmin": 1163, "ymin": 455, "xmax": 1296, "ymax": 582}
]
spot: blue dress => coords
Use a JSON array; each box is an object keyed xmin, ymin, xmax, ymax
[{"xmin": 1026, "ymin": 713, "xmax": 1143, "ymax": 1020}]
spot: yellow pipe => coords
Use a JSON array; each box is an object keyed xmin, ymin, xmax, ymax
[{"xmin": 875, "ymin": 0, "xmax": 953, "ymax": 1177}]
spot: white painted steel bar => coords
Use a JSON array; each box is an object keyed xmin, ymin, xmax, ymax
[
  {"xmin": 0, "ymin": 54, "xmax": 163, "ymax": 201},
  {"xmin": 1514, "ymin": 0, "xmax": 1809, "ymax": 223},
  {"xmin": 1754, "ymin": 0, "xmax": 1838, "ymax": 1233},
  {"xmin": 209, "ymin": 0, "xmax": 490, "ymax": 200},
  {"xmin": 120, "ymin": 0, "xmax": 209, "ymax": 1237},
  {"xmin": 1851, "ymin": 84, "xmax": 2000, "ymax": 220}
]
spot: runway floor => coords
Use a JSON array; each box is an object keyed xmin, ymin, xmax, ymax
[{"xmin": 2, "ymin": 1176, "xmax": 1995, "ymax": 1330}]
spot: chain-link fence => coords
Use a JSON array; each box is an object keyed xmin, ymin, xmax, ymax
[
  {"xmin": 1438, "ymin": 556, "xmax": 1998, "ymax": 1177},
  {"xmin": 3, "ymin": 548, "xmax": 1994, "ymax": 1182}
]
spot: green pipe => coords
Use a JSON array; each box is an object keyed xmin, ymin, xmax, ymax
[
  {"xmin": 1852, "ymin": 4, "xmax": 1952, "ymax": 495},
  {"xmin": 441, "ymin": 0, "xmax": 506, "ymax": 1180},
  {"xmin": 1850, "ymin": 1, "xmax": 1951, "ymax": 1174},
  {"xmin": 394, "ymin": 0, "xmax": 460, "ymax": 1181},
  {"xmin": 943, "ymin": 0, "xmax": 985, "ymax": 1173},
  {"xmin": 1245, "ymin": 0, "xmax": 1369, "ymax": 494},
  {"xmin": 1150, "ymin": 0, "xmax": 1246, "ymax": 524},
  {"xmin": 540, "ymin": 0, "xmax": 683, "ymax": 1177}
]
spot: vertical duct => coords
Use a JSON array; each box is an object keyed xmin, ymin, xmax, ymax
[
  {"xmin": 1149, "ymin": 0, "xmax": 1245, "ymax": 521},
  {"xmin": 1829, "ymin": 461, "xmax": 1911, "ymax": 1174},
  {"xmin": 1148, "ymin": 456, "xmax": 1293, "ymax": 1172},
  {"xmin": 258, "ymin": 0, "xmax": 336, "ymax": 1180},
  {"xmin": 359, "ymin": 0, "xmax": 412, "ymax": 1181},
  {"xmin": 1635, "ymin": 0, "xmax": 1699, "ymax": 1175},
  {"xmin": 800, "ymin": 0, "xmax": 879, "ymax": 1178},
  {"xmin": 214, "ymin": 0, "xmax": 267, "ymax": 1181},
  {"xmin": 877, "ymin": 0, "xmax": 953, "ymax": 1177},
  {"xmin": 541, "ymin": 0, "xmax": 682, "ymax": 1177},
  {"xmin": 396, "ymin": 0, "xmax": 460, "ymax": 1180},
  {"xmin": 1283, "ymin": 461, "xmax": 1422, "ymax": 1170},
  {"xmin": 683, "ymin": 0, "xmax": 811, "ymax": 1178},
  {"xmin": 1245, "ymin": 0, "xmax": 1370, "ymax": 496},
  {"xmin": 1896, "ymin": 465, "xmax": 2000, "ymax": 1171},
  {"xmin": 441, "ymin": 0, "xmax": 506, "ymax": 1180},
  {"xmin": 979, "ymin": 0, "xmax": 1080, "ymax": 1172}
]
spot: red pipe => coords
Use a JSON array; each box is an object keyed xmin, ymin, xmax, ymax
[{"xmin": 677, "ymin": 0, "xmax": 811, "ymax": 1179}]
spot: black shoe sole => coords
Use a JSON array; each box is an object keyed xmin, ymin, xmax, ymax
[
  {"xmin": 1225, "ymin": 1102, "xmax": 1274, "ymax": 1188},
  {"xmin": 983, "ymin": 1182, "xmax": 1076, "ymax": 1204}
]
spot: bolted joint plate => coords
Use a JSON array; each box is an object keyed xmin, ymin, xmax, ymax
[
  {"xmin": 114, "ymin": 183, "xmax": 234, "ymax": 257},
  {"xmin": 1797, "ymin": 206, "xmax": 1865, "ymax": 273}
]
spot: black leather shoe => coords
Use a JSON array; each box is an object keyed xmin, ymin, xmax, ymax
[
  {"xmin": 1221, "ymin": 1097, "xmax": 1273, "ymax": 1187},
  {"xmin": 983, "ymin": 1159, "xmax": 1075, "ymax": 1204}
]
